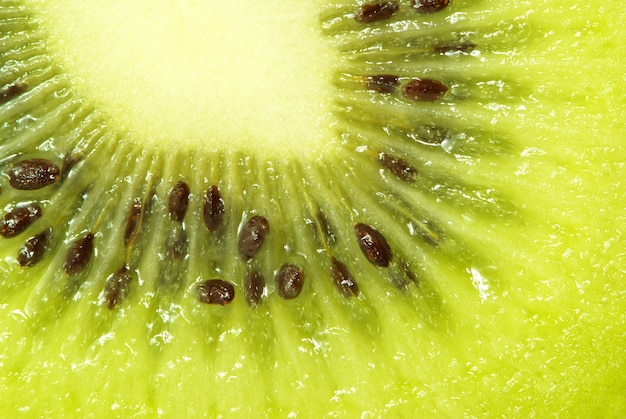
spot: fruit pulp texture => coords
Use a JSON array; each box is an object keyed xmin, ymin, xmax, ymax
[
  {"xmin": 31, "ymin": 0, "xmax": 340, "ymax": 158},
  {"xmin": 0, "ymin": 0, "xmax": 625, "ymax": 417}
]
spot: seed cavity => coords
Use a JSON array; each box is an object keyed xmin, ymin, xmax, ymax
[
  {"xmin": 238, "ymin": 215, "xmax": 270, "ymax": 260},
  {"xmin": 124, "ymin": 198, "xmax": 144, "ymax": 247},
  {"xmin": 412, "ymin": 0, "xmax": 451, "ymax": 14},
  {"xmin": 244, "ymin": 269, "xmax": 265, "ymax": 308},
  {"xmin": 330, "ymin": 257, "xmax": 359, "ymax": 298},
  {"xmin": 0, "ymin": 83, "xmax": 28, "ymax": 104},
  {"xmin": 64, "ymin": 232, "xmax": 95, "ymax": 276},
  {"xmin": 62, "ymin": 152, "xmax": 82, "ymax": 178},
  {"xmin": 379, "ymin": 152, "xmax": 417, "ymax": 182},
  {"xmin": 197, "ymin": 279, "xmax": 235, "ymax": 306},
  {"xmin": 276, "ymin": 263, "xmax": 305, "ymax": 300},
  {"xmin": 355, "ymin": 1, "xmax": 399, "ymax": 23},
  {"xmin": 434, "ymin": 41, "xmax": 476, "ymax": 55},
  {"xmin": 203, "ymin": 185, "xmax": 225, "ymax": 232},
  {"xmin": 406, "ymin": 125, "xmax": 448, "ymax": 146},
  {"xmin": 166, "ymin": 225, "xmax": 188, "ymax": 261},
  {"xmin": 103, "ymin": 264, "xmax": 133, "ymax": 309},
  {"xmin": 168, "ymin": 180, "xmax": 190, "ymax": 222},
  {"xmin": 354, "ymin": 223, "xmax": 393, "ymax": 267},
  {"xmin": 18, "ymin": 228, "xmax": 51, "ymax": 267},
  {"xmin": 403, "ymin": 78, "xmax": 448, "ymax": 102},
  {"xmin": 390, "ymin": 259, "xmax": 419, "ymax": 289},
  {"xmin": 8, "ymin": 158, "xmax": 61, "ymax": 190},
  {"xmin": 315, "ymin": 210, "xmax": 336, "ymax": 247},
  {"xmin": 0, "ymin": 203, "xmax": 43, "ymax": 238},
  {"xmin": 365, "ymin": 75, "xmax": 400, "ymax": 94}
]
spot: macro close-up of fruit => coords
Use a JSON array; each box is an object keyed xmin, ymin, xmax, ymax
[{"xmin": 0, "ymin": 0, "xmax": 625, "ymax": 416}]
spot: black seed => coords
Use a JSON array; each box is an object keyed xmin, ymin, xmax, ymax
[
  {"xmin": 330, "ymin": 257, "xmax": 360, "ymax": 298},
  {"xmin": 0, "ymin": 203, "xmax": 42, "ymax": 238},
  {"xmin": 379, "ymin": 152, "xmax": 417, "ymax": 182},
  {"xmin": 238, "ymin": 215, "xmax": 270, "ymax": 260},
  {"xmin": 412, "ymin": 0, "xmax": 451, "ymax": 14},
  {"xmin": 403, "ymin": 79, "xmax": 448, "ymax": 102},
  {"xmin": 244, "ymin": 269, "xmax": 265, "ymax": 308},
  {"xmin": 18, "ymin": 228, "xmax": 51, "ymax": 267},
  {"xmin": 276, "ymin": 263, "xmax": 305, "ymax": 300},
  {"xmin": 434, "ymin": 41, "xmax": 476, "ymax": 55},
  {"xmin": 166, "ymin": 226, "xmax": 188, "ymax": 261},
  {"xmin": 354, "ymin": 223, "xmax": 393, "ymax": 267},
  {"xmin": 355, "ymin": 1, "xmax": 399, "ymax": 23},
  {"xmin": 103, "ymin": 264, "xmax": 133, "ymax": 309},
  {"xmin": 365, "ymin": 75, "xmax": 400, "ymax": 94},
  {"xmin": 197, "ymin": 279, "xmax": 235, "ymax": 306},
  {"xmin": 124, "ymin": 198, "xmax": 143, "ymax": 247},
  {"xmin": 168, "ymin": 180, "xmax": 190, "ymax": 222},
  {"xmin": 0, "ymin": 83, "xmax": 28, "ymax": 104},
  {"xmin": 63, "ymin": 232, "xmax": 94, "ymax": 276},
  {"xmin": 203, "ymin": 185, "xmax": 225, "ymax": 232},
  {"xmin": 8, "ymin": 159, "xmax": 61, "ymax": 190}
]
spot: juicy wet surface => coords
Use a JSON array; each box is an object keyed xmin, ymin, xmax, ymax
[{"xmin": 31, "ymin": 0, "xmax": 340, "ymax": 158}]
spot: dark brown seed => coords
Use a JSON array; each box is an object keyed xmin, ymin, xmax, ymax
[
  {"xmin": 238, "ymin": 215, "xmax": 270, "ymax": 260},
  {"xmin": 354, "ymin": 223, "xmax": 393, "ymax": 267},
  {"xmin": 8, "ymin": 159, "xmax": 61, "ymax": 190},
  {"xmin": 365, "ymin": 75, "xmax": 400, "ymax": 94},
  {"xmin": 166, "ymin": 226, "xmax": 188, "ymax": 261},
  {"xmin": 124, "ymin": 198, "xmax": 143, "ymax": 247},
  {"xmin": 412, "ymin": 0, "xmax": 451, "ymax": 14},
  {"xmin": 355, "ymin": 1, "xmax": 399, "ymax": 23},
  {"xmin": 197, "ymin": 279, "xmax": 235, "ymax": 306},
  {"xmin": 18, "ymin": 228, "xmax": 51, "ymax": 267},
  {"xmin": 63, "ymin": 232, "xmax": 95, "ymax": 276},
  {"xmin": 434, "ymin": 41, "xmax": 476, "ymax": 55},
  {"xmin": 103, "ymin": 264, "xmax": 133, "ymax": 309},
  {"xmin": 244, "ymin": 269, "xmax": 265, "ymax": 307},
  {"xmin": 402, "ymin": 79, "xmax": 448, "ymax": 102},
  {"xmin": 203, "ymin": 185, "xmax": 225, "ymax": 232},
  {"xmin": 0, "ymin": 204, "xmax": 43, "ymax": 238},
  {"xmin": 0, "ymin": 83, "xmax": 28, "ymax": 104},
  {"xmin": 276, "ymin": 263, "xmax": 305, "ymax": 300},
  {"xmin": 379, "ymin": 152, "xmax": 417, "ymax": 182},
  {"xmin": 168, "ymin": 180, "xmax": 190, "ymax": 222},
  {"xmin": 330, "ymin": 257, "xmax": 360, "ymax": 298}
]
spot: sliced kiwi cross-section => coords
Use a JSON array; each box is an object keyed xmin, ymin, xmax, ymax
[{"xmin": 0, "ymin": 0, "xmax": 625, "ymax": 416}]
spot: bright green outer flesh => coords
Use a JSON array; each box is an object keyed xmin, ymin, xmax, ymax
[{"xmin": 0, "ymin": 0, "xmax": 625, "ymax": 417}]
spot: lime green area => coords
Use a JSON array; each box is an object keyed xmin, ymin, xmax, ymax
[{"xmin": 0, "ymin": 0, "xmax": 624, "ymax": 417}]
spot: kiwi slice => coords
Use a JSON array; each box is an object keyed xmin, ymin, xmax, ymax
[{"xmin": 1, "ymin": 0, "xmax": 625, "ymax": 416}]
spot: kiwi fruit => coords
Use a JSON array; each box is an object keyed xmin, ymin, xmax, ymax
[{"xmin": 0, "ymin": 0, "xmax": 625, "ymax": 416}]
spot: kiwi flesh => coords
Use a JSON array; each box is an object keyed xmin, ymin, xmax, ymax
[{"xmin": 0, "ymin": 0, "xmax": 625, "ymax": 417}]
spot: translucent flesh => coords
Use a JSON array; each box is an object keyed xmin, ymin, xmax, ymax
[
  {"xmin": 0, "ymin": 0, "xmax": 625, "ymax": 417},
  {"xmin": 29, "ymin": 0, "xmax": 340, "ymax": 158}
]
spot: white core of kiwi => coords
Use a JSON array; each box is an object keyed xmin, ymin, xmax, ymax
[{"xmin": 30, "ymin": 0, "xmax": 340, "ymax": 159}]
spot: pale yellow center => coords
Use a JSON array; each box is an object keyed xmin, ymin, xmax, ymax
[{"xmin": 31, "ymin": 0, "xmax": 339, "ymax": 159}]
